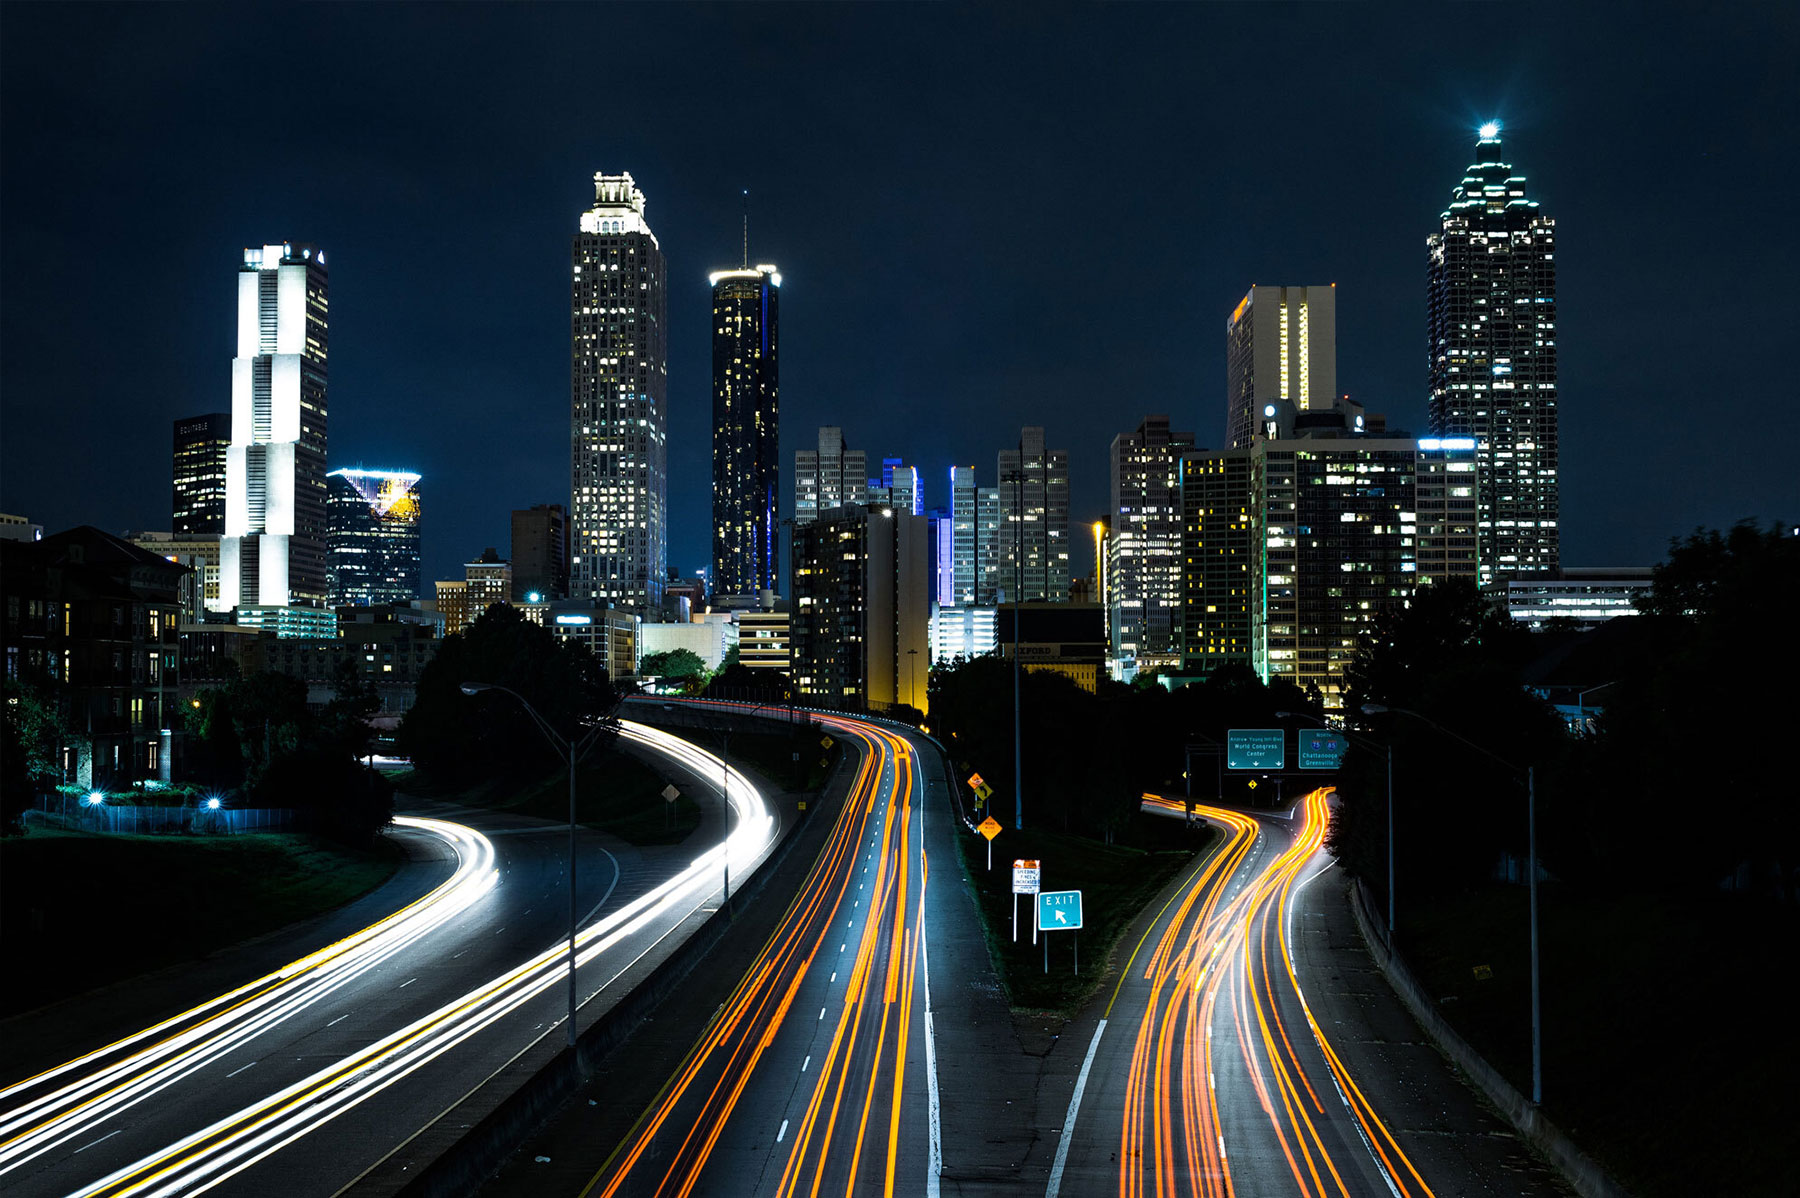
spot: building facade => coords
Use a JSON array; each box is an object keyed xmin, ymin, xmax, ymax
[
  {"xmin": 172, "ymin": 412, "xmax": 231, "ymax": 535},
  {"xmin": 326, "ymin": 468, "xmax": 421, "ymax": 607},
  {"xmin": 710, "ymin": 263, "xmax": 781, "ymax": 596},
  {"xmin": 948, "ymin": 466, "xmax": 978, "ymax": 605},
  {"xmin": 571, "ymin": 172, "xmax": 668, "ymax": 612},
  {"xmin": 1225, "ymin": 284, "xmax": 1337, "ymax": 451},
  {"xmin": 1108, "ymin": 416, "xmax": 1194, "ymax": 679},
  {"xmin": 511, "ymin": 503, "xmax": 569, "ymax": 601},
  {"xmin": 129, "ymin": 531, "xmax": 222, "ymax": 622},
  {"xmin": 997, "ymin": 427, "xmax": 1070, "ymax": 604},
  {"xmin": 1505, "ymin": 567, "xmax": 1651, "ymax": 631},
  {"xmin": 868, "ymin": 458, "xmax": 920, "ymax": 515},
  {"xmin": 1428, "ymin": 124, "xmax": 1559, "ymax": 582},
  {"xmin": 1179, "ymin": 449, "xmax": 1256, "ymax": 675},
  {"xmin": 790, "ymin": 508, "xmax": 930, "ymax": 713},
  {"xmin": 794, "ymin": 426, "xmax": 867, "ymax": 528},
  {"xmin": 220, "ymin": 242, "xmax": 330, "ymax": 614}
]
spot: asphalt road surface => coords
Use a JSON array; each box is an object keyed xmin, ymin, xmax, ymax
[{"xmin": 0, "ymin": 720, "xmax": 777, "ymax": 1198}]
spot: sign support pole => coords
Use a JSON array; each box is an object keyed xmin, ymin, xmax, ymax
[{"xmin": 1012, "ymin": 893, "xmax": 1017, "ymax": 942}]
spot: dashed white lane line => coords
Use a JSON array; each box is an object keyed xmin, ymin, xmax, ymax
[
  {"xmin": 801, "ymin": 1055, "xmax": 811, "ymax": 1072},
  {"xmin": 73, "ymin": 1130, "xmax": 123, "ymax": 1154},
  {"xmin": 326, "ymin": 1014, "xmax": 350, "ymax": 1027},
  {"xmin": 225, "ymin": 1060, "xmax": 258, "ymax": 1079},
  {"xmin": 777, "ymin": 1119, "xmax": 789, "ymax": 1143},
  {"xmin": 818, "ymin": 1007, "xmax": 826, "ymax": 1021},
  {"xmin": 398, "ymin": 977, "xmax": 418, "ymax": 989}
]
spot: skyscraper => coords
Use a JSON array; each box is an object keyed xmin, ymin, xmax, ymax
[
  {"xmin": 1428, "ymin": 123, "xmax": 1559, "ymax": 582},
  {"xmin": 571, "ymin": 172, "xmax": 667, "ymax": 611},
  {"xmin": 975, "ymin": 485, "xmax": 1002, "ymax": 604},
  {"xmin": 997, "ymin": 427, "xmax": 1070, "ymax": 603},
  {"xmin": 220, "ymin": 242, "xmax": 329, "ymax": 613},
  {"xmin": 948, "ymin": 466, "xmax": 977, "ymax": 605},
  {"xmin": 794, "ymin": 427, "xmax": 867, "ymax": 527},
  {"xmin": 172, "ymin": 413, "xmax": 230, "ymax": 534},
  {"xmin": 711, "ymin": 262, "xmax": 781, "ymax": 596},
  {"xmin": 790, "ymin": 507, "xmax": 930, "ymax": 714},
  {"xmin": 1225, "ymin": 284, "xmax": 1337, "ymax": 450},
  {"xmin": 1108, "ymin": 415, "xmax": 1194, "ymax": 678},
  {"xmin": 1179, "ymin": 449, "xmax": 1255, "ymax": 676},
  {"xmin": 326, "ymin": 468, "xmax": 422, "ymax": 607},
  {"xmin": 511, "ymin": 503, "xmax": 569, "ymax": 601},
  {"xmin": 868, "ymin": 458, "xmax": 920, "ymax": 515}
]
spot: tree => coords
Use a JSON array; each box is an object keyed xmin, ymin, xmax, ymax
[
  {"xmin": 640, "ymin": 648, "xmax": 707, "ymax": 680},
  {"xmin": 399, "ymin": 604, "xmax": 616, "ymax": 781},
  {"xmin": 2, "ymin": 680, "xmax": 66, "ymax": 834}
]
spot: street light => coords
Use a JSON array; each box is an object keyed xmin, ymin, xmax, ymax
[
  {"xmin": 1362, "ymin": 702, "xmax": 1543, "ymax": 1107},
  {"xmin": 1277, "ymin": 711, "xmax": 1395, "ymax": 945},
  {"xmin": 462, "ymin": 681, "xmax": 599, "ymax": 1051}
]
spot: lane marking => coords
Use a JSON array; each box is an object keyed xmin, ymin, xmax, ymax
[
  {"xmin": 73, "ymin": 1129, "xmax": 122, "ymax": 1155},
  {"xmin": 777, "ymin": 1118, "xmax": 789, "ymax": 1143},
  {"xmin": 398, "ymin": 977, "xmax": 418, "ymax": 989},
  {"xmin": 802, "ymin": 1056, "xmax": 810, "ymax": 1072},
  {"xmin": 225, "ymin": 1060, "xmax": 258, "ymax": 1079},
  {"xmin": 818, "ymin": 1007, "xmax": 826, "ymax": 1021},
  {"xmin": 1044, "ymin": 1018, "xmax": 1107, "ymax": 1198},
  {"xmin": 326, "ymin": 1014, "xmax": 350, "ymax": 1028}
]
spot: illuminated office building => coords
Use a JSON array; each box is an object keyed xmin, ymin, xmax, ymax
[
  {"xmin": 1428, "ymin": 123, "xmax": 1559, "ymax": 582},
  {"xmin": 220, "ymin": 242, "xmax": 329, "ymax": 613},
  {"xmin": 1225, "ymin": 284, "xmax": 1336, "ymax": 450},
  {"xmin": 997, "ymin": 427, "xmax": 1069, "ymax": 603},
  {"xmin": 571, "ymin": 172, "xmax": 667, "ymax": 611},
  {"xmin": 795, "ymin": 427, "xmax": 866, "ymax": 527},
  {"xmin": 326, "ymin": 468, "xmax": 422, "ymax": 607},
  {"xmin": 172, "ymin": 413, "xmax": 230, "ymax": 534},
  {"xmin": 947, "ymin": 467, "xmax": 977, "ymax": 605},
  {"xmin": 1108, "ymin": 415, "xmax": 1194, "ymax": 678},
  {"xmin": 711, "ymin": 262, "xmax": 780, "ymax": 596},
  {"xmin": 1179, "ymin": 449, "xmax": 1255, "ymax": 676},
  {"xmin": 790, "ymin": 507, "xmax": 931, "ymax": 714},
  {"xmin": 868, "ymin": 458, "xmax": 920, "ymax": 516}
]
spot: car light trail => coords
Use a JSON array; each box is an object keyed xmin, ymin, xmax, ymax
[
  {"xmin": 2, "ymin": 720, "xmax": 771, "ymax": 1198},
  {"xmin": 1122, "ymin": 790, "xmax": 1436, "ymax": 1198},
  {"xmin": 581, "ymin": 703, "xmax": 935, "ymax": 1198}
]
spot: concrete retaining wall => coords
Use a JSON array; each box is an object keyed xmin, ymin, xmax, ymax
[{"xmin": 1347, "ymin": 878, "xmax": 1635, "ymax": 1198}]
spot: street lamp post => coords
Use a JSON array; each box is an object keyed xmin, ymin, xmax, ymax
[
  {"xmin": 461, "ymin": 682, "xmax": 590, "ymax": 1051},
  {"xmin": 1362, "ymin": 702, "xmax": 1542, "ymax": 1106}
]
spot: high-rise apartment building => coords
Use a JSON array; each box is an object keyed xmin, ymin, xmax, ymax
[
  {"xmin": 326, "ymin": 468, "xmax": 422, "ymax": 607},
  {"xmin": 997, "ymin": 427, "xmax": 1069, "ymax": 603},
  {"xmin": 975, "ymin": 485, "xmax": 1003, "ymax": 604},
  {"xmin": 790, "ymin": 507, "xmax": 930, "ymax": 713},
  {"xmin": 511, "ymin": 503, "xmax": 569, "ymax": 601},
  {"xmin": 1179, "ymin": 449, "xmax": 1255, "ymax": 675},
  {"xmin": 571, "ymin": 172, "xmax": 667, "ymax": 611},
  {"xmin": 711, "ymin": 263, "xmax": 781, "ymax": 596},
  {"xmin": 795, "ymin": 427, "xmax": 867, "ymax": 527},
  {"xmin": 1414, "ymin": 437, "xmax": 1480, "ymax": 585},
  {"xmin": 1225, "ymin": 284, "xmax": 1337, "ymax": 450},
  {"xmin": 1108, "ymin": 416, "xmax": 1194, "ymax": 678},
  {"xmin": 172, "ymin": 413, "xmax": 231, "ymax": 534},
  {"xmin": 220, "ymin": 243, "xmax": 329, "ymax": 613},
  {"xmin": 928, "ymin": 507, "xmax": 954, "ymax": 607},
  {"xmin": 1428, "ymin": 123, "xmax": 1559, "ymax": 582}
]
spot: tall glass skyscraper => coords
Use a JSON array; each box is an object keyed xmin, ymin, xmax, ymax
[
  {"xmin": 172, "ymin": 412, "xmax": 230, "ymax": 535},
  {"xmin": 571, "ymin": 172, "xmax": 667, "ymax": 611},
  {"xmin": 710, "ymin": 263, "xmax": 781, "ymax": 596},
  {"xmin": 220, "ymin": 242, "xmax": 329, "ymax": 612},
  {"xmin": 1108, "ymin": 415, "xmax": 1194, "ymax": 678},
  {"xmin": 997, "ymin": 427, "xmax": 1069, "ymax": 603},
  {"xmin": 1428, "ymin": 123, "xmax": 1559, "ymax": 582},
  {"xmin": 1225, "ymin": 284, "xmax": 1336, "ymax": 451},
  {"xmin": 795, "ymin": 426, "xmax": 866, "ymax": 527},
  {"xmin": 326, "ymin": 468, "xmax": 421, "ymax": 607}
]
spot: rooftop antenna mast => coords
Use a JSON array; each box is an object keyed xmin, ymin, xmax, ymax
[{"xmin": 741, "ymin": 188, "xmax": 749, "ymax": 268}]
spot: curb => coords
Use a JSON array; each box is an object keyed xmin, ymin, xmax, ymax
[{"xmin": 1346, "ymin": 877, "xmax": 1634, "ymax": 1198}]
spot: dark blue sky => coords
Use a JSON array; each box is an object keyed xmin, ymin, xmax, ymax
[{"xmin": 4, "ymin": 4, "xmax": 1795, "ymax": 587}]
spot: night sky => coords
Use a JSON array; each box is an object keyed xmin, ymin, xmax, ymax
[{"xmin": 4, "ymin": 4, "xmax": 1795, "ymax": 589}]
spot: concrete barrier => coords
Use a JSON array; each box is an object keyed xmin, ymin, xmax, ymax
[{"xmin": 1347, "ymin": 877, "xmax": 1635, "ymax": 1198}]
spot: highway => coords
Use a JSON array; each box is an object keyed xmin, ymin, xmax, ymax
[
  {"xmin": 0, "ymin": 720, "xmax": 776, "ymax": 1198},
  {"xmin": 1046, "ymin": 790, "xmax": 1566, "ymax": 1198},
  {"xmin": 575, "ymin": 706, "xmax": 942, "ymax": 1198}
]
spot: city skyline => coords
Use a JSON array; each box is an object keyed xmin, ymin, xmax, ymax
[{"xmin": 2, "ymin": 7, "xmax": 1793, "ymax": 590}]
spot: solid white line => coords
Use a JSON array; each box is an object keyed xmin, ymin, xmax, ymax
[
  {"xmin": 920, "ymin": 743, "xmax": 942, "ymax": 1198},
  {"xmin": 1044, "ymin": 1018, "xmax": 1107, "ymax": 1198},
  {"xmin": 776, "ymin": 1118, "xmax": 789, "ymax": 1143}
]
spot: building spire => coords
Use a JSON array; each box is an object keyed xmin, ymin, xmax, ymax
[{"xmin": 741, "ymin": 188, "xmax": 749, "ymax": 268}]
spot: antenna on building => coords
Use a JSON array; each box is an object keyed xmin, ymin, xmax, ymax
[{"xmin": 741, "ymin": 188, "xmax": 749, "ymax": 268}]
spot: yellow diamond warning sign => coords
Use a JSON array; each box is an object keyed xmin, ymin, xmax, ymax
[{"xmin": 977, "ymin": 816, "xmax": 1002, "ymax": 841}]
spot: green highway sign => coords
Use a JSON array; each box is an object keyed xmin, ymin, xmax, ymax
[
  {"xmin": 1227, "ymin": 729, "xmax": 1284, "ymax": 770},
  {"xmin": 1299, "ymin": 730, "xmax": 1348, "ymax": 770},
  {"xmin": 1037, "ymin": 889, "xmax": 1083, "ymax": 931}
]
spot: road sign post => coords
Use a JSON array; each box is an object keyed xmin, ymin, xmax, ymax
[
  {"xmin": 1011, "ymin": 859, "xmax": 1040, "ymax": 942},
  {"xmin": 1037, "ymin": 889, "xmax": 1083, "ymax": 973},
  {"xmin": 977, "ymin": 814, "xmax": 1001, "ymax": 869}
]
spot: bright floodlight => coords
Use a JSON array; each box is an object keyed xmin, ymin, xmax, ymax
[
  {"xmin": 206, "ymin": 797, "xmax": 222, "ymax": 810},
  {"xmin": 1479, "ymin": 121, "xmax": 1501, "ymax": 139},
  {"xmin": 86, "ymin": 791, "xmax": 104, "ymax": 805}
]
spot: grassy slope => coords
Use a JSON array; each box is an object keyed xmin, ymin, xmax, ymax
[
  {"xmin": 1402, "ymin": 884, "xmax": 1797, "ymax": 1198},
  {"xmin": 0, "ymin": 830, "xmax": 401, "ymax": 1017},
  {"xmin": 953, "ymin": 816, "xmax": 1213, "ymax": 1013}
]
